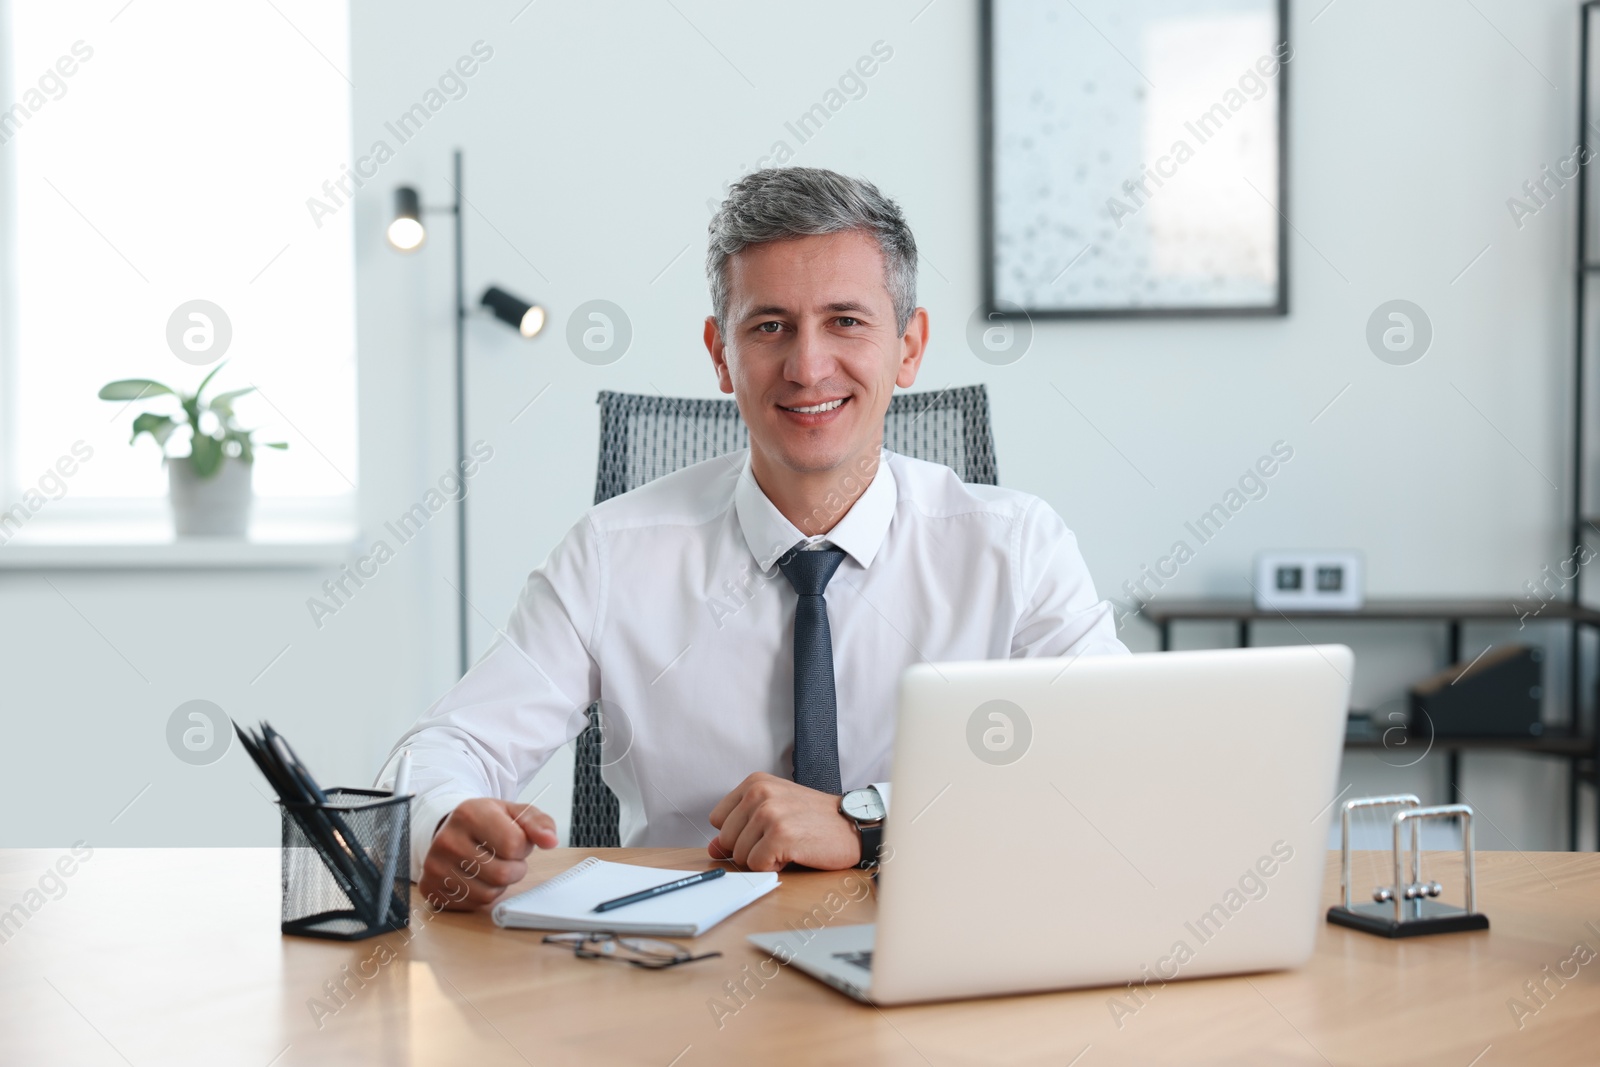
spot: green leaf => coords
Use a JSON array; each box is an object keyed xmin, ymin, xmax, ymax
[
  {"xmin": 263, "ymin": 442, "xmax": 288, "ymax": 449},
  {"xmin": 189, "ymin": 434, "xmax": 224, "ymax": 478},
  {"xmin": 98, "ymin": 379, "xmax": 174, "ymax": 401},
  {"xmin": 209, "ymin": 386, "xmax": 255, "ymax": 420},
  {"xmin": 129, "ymin": 413, "xmax": 177, "ymax": 449},
  {"xmin": 193, "ymin": 361, "xmax": 228, "ymax": 404},
  {"xmin": 211, "ymin": 390, "xmax": 254, "ymax": 431}
]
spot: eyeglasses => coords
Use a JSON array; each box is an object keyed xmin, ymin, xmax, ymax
[{"xmin": 540, "ymin": 932, "xmax": 722, "ymax": 970}]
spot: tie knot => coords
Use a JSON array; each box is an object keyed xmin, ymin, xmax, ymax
[{"xmin": 778, "ymin": 543, "xmax": 846, "ymax": 597}]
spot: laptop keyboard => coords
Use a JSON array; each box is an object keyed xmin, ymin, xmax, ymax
[{"xmin": 832, "ymin": 950, "xmax": 874, "ymax": 971}]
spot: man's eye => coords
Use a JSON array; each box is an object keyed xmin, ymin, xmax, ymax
[
  {"xmin": 755, "ymin": 321, "xmax": 784, "ymax": 334},
  {"xmin": 836, "ymin": 317, "xmax": 860, "ymax": 328}
]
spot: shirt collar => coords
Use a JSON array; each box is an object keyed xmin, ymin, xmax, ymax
[{"xmin": 734, "ymin": 450, "xmax": 897, "ymax": 571}]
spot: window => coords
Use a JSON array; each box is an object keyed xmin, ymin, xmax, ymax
[{"xmin": 1, "ymin": 0, "xmax": 356, "ymax": 533}]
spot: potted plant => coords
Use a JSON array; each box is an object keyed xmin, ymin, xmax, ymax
[{"xmin": 97, "ymin": 362, "xmax": 286, "ymax": 537}]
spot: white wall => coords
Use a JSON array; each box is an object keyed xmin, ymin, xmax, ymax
[{"xmin": 2, "ymin": 0, "xmax": 1592, "ymax": 851}]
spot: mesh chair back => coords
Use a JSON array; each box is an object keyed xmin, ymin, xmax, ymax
[
  {"xmin": 593, "ymin": 386, "xmax": 997, "ymax": 503},
  {"xmin": 570, "ymin": 385, "xmax": 998, "ymax": 847}
]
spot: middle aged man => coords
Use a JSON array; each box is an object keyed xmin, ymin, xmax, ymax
[{"xmin": 382, "ymin": 167, "xmax": 1127, "ymax": 910}]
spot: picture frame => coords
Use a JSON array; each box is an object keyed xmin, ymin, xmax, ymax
[{"xmin": 981, "ymin": 0, "xmax": 1290, "ymax": 319}]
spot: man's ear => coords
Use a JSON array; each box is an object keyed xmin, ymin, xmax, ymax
[
  {"xmin": 894, "ymin": 307, "xmax": 930, "ymax": 389},
  {"xmin": 705, "ymin": 316, "xmax": 735, "ymax": 395}
]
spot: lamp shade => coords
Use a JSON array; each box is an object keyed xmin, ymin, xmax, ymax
[
  {"xmin": 480, "ymin": 285, "xmax": 546, "ymax": 338},
  {"xmin": 387, "ymin": 186, "xmax": 425, "ymax": 251}
]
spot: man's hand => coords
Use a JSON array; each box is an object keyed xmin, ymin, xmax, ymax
[
  {"xmin": 420, "ymin": 798, "xmax": 558, "ymax": 911},
  {"xmin": 708, "ymin": 772, "xmax": 859, "ymax": 872}
]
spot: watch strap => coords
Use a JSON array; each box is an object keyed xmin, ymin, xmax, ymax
[{"xmin": 856, "ymin": 820, "xmax": 883, "ymax": 869}]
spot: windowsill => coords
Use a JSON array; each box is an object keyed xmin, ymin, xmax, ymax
[{"xmin": 0, "ymin": 516, "xmax": 360, "ymax": 569}]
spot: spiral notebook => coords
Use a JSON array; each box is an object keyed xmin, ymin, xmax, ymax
[{"xmin": 491, "ymin": 858, "xmax": 781, "ymax": 936}]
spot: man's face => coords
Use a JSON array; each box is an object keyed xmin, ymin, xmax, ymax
[{"xmin": 705, "ymin": 230, "xmax": 927, "ymax": 479}]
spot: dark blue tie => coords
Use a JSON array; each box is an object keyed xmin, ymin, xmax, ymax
[{"xmin": 778, "ymin": 543, "xmax": 847, "ymax": 795}]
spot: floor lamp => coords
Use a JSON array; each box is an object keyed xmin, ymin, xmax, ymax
[{"xmin": 387, "ymin": 149, "xmax": 546, "ymax": 677}]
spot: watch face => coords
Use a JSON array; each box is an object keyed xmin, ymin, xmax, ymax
[{"xmin": 842, "ymin": 788, "xmax": 885, "ymax": 822}]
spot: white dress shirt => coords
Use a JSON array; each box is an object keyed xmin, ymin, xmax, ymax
[{"xmin": 384, "ymin": 448, "xmax": 1127, "ymax": 878}]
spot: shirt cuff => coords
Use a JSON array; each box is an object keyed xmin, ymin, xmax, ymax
[
  {"xmin": 871, "ymin": 781, "xmax": 891, "ymax": 813},
  {"xmin": 408, "ymin": 789, "xmax": 476, "ymax": 885}
]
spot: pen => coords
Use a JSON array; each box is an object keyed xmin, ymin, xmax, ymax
[
  {"xmin": 373, "ymin": 749, "xmax": 412, "ymax": 929},
  {"xmin": 592, "ymin": 868, "xmax": 726, "ymax": 913},
  {"xmin": 241, "ymin": 724, "xmax": 373, "ymax": 922},
  {"xmin": 268, "ymin": 729, "xmax": 381, "ymax": 922},
  {"xmin": 392, "ymin": 750, "xmax": 412, "ymax": 798}
]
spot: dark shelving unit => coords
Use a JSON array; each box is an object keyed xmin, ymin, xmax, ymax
[
  {"xmin": 1141, "ymin": 599, "xmax": 1600, "ymax": 851},
  {"xmin": 1571, "ymin": 2, "xmax": 1600, "ymax": 848}
]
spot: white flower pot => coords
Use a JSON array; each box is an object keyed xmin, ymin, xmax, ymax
[{"xmin": 168, "ymin": 455, "xmax": 253, "ymax": 537}]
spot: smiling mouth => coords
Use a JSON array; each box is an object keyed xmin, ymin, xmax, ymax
[{"xmin": 779, "ymin": 398, "xmax": 848, "ymax": 414}]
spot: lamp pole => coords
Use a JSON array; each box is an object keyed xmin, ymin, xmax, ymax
[
  {"xmin": 450, "ymin": 148, "xmax": 468, "ymax": 679},
  {"xmin": 389, "ymin": 150, "xmax": 544, "ymax": 679}
]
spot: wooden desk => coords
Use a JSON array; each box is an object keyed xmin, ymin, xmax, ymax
[{"xmin": 3, "ymin": 847, "xmax": 1597, "ymax": 1065}]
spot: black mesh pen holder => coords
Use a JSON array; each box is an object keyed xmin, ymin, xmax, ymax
[{"xmin": 280, "ymin": 788, "xmax": 410, "ymax": 941}]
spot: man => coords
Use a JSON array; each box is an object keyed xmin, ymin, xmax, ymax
[{"xmin": 383, "ymin": 167, "xmax": 1127, "ymax": 910}]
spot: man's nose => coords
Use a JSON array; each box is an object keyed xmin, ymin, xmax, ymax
[{"xmin": 785, "ymin": 322, "xmax": 836, "ymax": 387}]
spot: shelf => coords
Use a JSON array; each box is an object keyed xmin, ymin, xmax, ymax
[
  {"xmin": 1343, "ymin": 723, "xmax": 1593, "ymax": 757},
  {"xmin": 1139, "ymin": 598, "xmax": 1600, "ymax": 625}
]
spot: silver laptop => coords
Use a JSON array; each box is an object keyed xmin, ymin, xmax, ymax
[{"xmin": 748, "ymin": 645, "xmax": 1353, "ymax": 1005}]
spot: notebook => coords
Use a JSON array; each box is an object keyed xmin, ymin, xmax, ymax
[{"xmin": 491, "ymin": 858, "xmax": 781, "ymax": 937}]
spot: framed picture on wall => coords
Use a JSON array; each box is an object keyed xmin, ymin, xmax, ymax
[{"xmin": 982, "ymin": 0, "xmax": 1289, "ymax": 318}]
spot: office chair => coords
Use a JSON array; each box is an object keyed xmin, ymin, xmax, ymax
[{"xmin": 571, "ymin": 385, "xmax": 1000, "ymax": 847}]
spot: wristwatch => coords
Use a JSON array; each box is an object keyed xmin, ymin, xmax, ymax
[{"xmin": 839, "ymin": 786, "xmax": 886, "ymax": 869}]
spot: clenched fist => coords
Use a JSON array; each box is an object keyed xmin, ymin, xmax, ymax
[
  {"xmin": 708, "ymin": 772, "xmax": 860, "ymax": 872},
  {"xmin": 420, "ymin": 798, "xmax": 558, "ymax": 911}
]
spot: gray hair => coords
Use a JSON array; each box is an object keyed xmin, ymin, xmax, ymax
[{"xmin": 706, "ymin": 167, "xmax": 918, "ymax": 335}]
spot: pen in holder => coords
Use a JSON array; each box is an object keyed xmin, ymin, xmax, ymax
[{"xmin": 280, "ymin": 788, "xmax": 410, "ymax": 941}]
